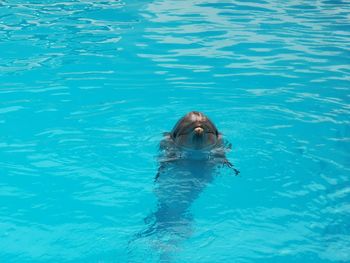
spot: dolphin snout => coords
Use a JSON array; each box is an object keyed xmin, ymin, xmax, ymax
[{"xmin": 194, "ymin": 127, "xmax": 204, "ymax": 135}]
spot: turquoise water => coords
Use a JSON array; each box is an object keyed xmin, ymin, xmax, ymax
[{"xmin": 1, "ymin": 0, "xmax": 350, "ymax": 262}]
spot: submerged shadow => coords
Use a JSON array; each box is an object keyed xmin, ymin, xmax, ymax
[
  {"xmin": 138, "ymin": 158, "xmax": 219, "ymax": 261},
  {"xmin": 132, "ymin": 145, "xmax": 236, "ymax": 261}
]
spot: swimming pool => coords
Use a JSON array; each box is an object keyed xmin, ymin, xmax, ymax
[{"xmin": 1, "ymin": 0, "xmax": 349, "ymax": 262}]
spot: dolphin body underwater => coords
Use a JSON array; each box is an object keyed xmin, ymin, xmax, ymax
[{"xmin": 134, "ymin": 111, "xmax": 239, "ymax": 260}]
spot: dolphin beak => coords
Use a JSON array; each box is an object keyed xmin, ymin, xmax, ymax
[{"xmin": 194, "ymin": 127, "xmax": 204, "ymax": 136}]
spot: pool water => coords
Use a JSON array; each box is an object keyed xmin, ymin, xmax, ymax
[{"xmin": 1, "ymin": 0, "xmax": 349, "ymax": 262}]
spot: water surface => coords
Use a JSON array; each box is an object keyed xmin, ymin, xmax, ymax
[{"xmin": 1, "ymin": 0, "xmax": 350, "ymax": 262}]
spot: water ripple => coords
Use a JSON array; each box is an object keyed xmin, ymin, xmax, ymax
[{"xmin": 1, "ymin": 0, "xmax": 349, "ymax": 262}]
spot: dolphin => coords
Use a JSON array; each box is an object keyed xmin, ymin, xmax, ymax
[{"xmin": 134, "ymin": 111, "xmax": 239, "ymax": 261}]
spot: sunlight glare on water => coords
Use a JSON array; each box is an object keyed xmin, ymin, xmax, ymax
[{"xmin": 0, "ymin": 0, "xmax": 349, "ymax": 262}]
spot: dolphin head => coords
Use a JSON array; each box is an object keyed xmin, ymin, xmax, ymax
[{"xmin": 171, "ymin": 111, "xmax": 220, "ymax": 150}]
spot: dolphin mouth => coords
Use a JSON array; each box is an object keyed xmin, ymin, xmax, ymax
[
  {"xmin": 175, "ymin": 134, "xmax": 218, "ymax": 151},
  {"xmin": 173, "ymin": 123, "xmax": 218, "ymax": 150}
]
